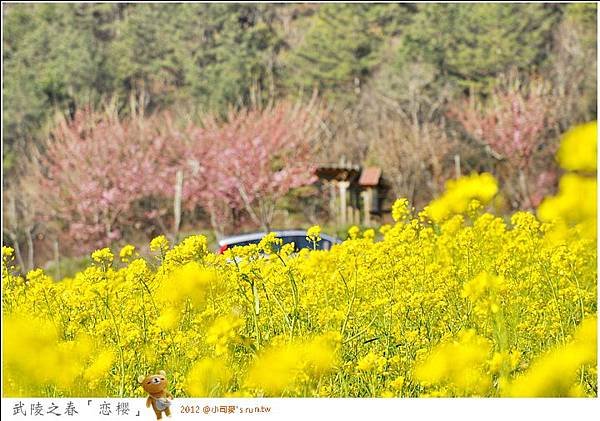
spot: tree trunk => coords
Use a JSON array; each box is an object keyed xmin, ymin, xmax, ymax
[
  {"xmin": 54, "ymin": 239, "xmax": 61, "ymax": 280},
  {"xmin": 209, "ymin": 211, "xmax": 223, "ymax": 242},
  {"xmin": 236, "ymin": 184, "xmax": 262, "ymax": 228},
  {"xmin": 518, "ymin": 168, "xmax": 533, "ymax": 211},
  {"xmin": 8, "ymin": 233, "xmax": 25, "ymax": 272},
  {"xmin": 25, "ymin": 227, "xmax": 34, "ymax": 271}
]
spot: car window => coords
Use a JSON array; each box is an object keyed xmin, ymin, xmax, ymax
[
  {"xmin": 225, "ymin": 234, "xmax": 333, "ymax": 252},
  {"xmin": 227, "ymin": 239, "xmax": 261, "ymax": 249},
  {"xmin": 281, "ymin": 236, "xmax": 332, "ymax": 251}
]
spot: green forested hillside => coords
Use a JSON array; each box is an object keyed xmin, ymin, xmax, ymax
[{"xmin": 3, "ymin": 3, "xmax": 595, "ymax": 171}]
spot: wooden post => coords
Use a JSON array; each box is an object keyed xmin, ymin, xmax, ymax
[
  {"xmin": 329, "ymin": 181, "xmax": 337, "ymax": 223},
  {"xmin": 339, "ymin": 181, "xmax": 349, "ymax": 226},
  {"xmin": 454, "ymin": 154, "xmax": 461, "ymax": 179},
  {"xmin": 362, "ymin": 188, "xmax": 372, "ymax": 226},
  {"xmin": 347, "ymin": 206, "xmax": 354, "ymax": 225},
  {"xmin": 173, "ymin": 169, "xmax": 183, "ymax": 242}
]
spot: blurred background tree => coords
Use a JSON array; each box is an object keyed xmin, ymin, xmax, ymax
[
  {"xmin": 394, "ymin": 3, "xmax": 561, "ymax": 93},
  {"xmin": 284, "ymin": 4, "xmax": 384, "ymax": 103}
]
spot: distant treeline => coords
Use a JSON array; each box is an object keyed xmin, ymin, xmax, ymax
[{"xmin": 3, "ymin": 3, "xmax": 596, "ymax": 171}]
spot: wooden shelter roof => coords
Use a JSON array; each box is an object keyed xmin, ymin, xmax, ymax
[
  {"xmin": 358, "ymin": 167, "xmax": 382, "ymax": 187},
  {"xmin": 315, "ymin": 163, "xmax": 361, "ymax": 182}
]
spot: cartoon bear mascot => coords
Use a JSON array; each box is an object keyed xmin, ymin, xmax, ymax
[{"xmin": 138, "ymin": 370, "xmax": 173, "ymax": 419}]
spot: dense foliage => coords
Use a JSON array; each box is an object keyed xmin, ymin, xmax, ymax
[{"xmin": 3, "ymin": 3, "xmax": 596, "ymax": 169}]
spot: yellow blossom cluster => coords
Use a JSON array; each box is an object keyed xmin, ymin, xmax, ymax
[
  {"xmin": 538, "ymin": 120, "xmax": 597, "ymax": 238},
  {"xmin": 306, "ymin": 225, "xmax": 322, "ymax": 244},
  {"xmin": 556, "ymin": 121, "xmax": 597, "ymax": 172},
  {"xmin": 424, "ymin": 173, "xmax": 498, "ymax": 223}
]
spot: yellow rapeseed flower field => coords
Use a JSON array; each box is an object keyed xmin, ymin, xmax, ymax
[{"xmin": 2, "ymin": 123, "xmax": 597, "ymax": 398}]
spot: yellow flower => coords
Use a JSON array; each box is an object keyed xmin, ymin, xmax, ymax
[
  {"xmin": 379, "ymin": 224, "xmax": 392, "ymax": 235},
  {"xmin": 258, "ymin": 232, "xmax": 282, "ymax": 254},
  {"xmin": 306, "ymin": 225, "xmax": 322, "ymax": 243},
  {"xmin": 390, "ymin": 376, "xmax": 405, "ymax": 391},
  {"xmin": 3, "ymin": 315, "xmax": 94, "ymax": 395},
  {"xmin": 119, "ymin": 244, "xmax": 136, "ymax": 263},
  {"xmin": 149, "ymin": 235, "xmax": 170, "ymax": 254},
  {"xmin": 356, "ymin": 351, "xmax": 386, "ymax": 373},
  {"xmin": 206, "ymin": 314, "xmax": 244, "ymax": 355},
  {"xmin": 244, "ymin": 333, "xmax": 338, "ymax": 396},
  {"xmin": 392, "ymin": 198, "xmax": 410, "ymax": 222},
  {"xmin": 363, "ymin": 228, "xmax": 375, "ymax": 241},
  {"xmin": 156, "ymin": 262, "xmax": 215, "ymax": 307},
  {"xmin": 155, "ymin": 307, "xmax": 181, "ymax": 331},
  {"xmin": 539, "ymin": 121, "xmax": 597, "ymax": 241},
  {"xmin": 467, "ymin": 199, "xmax": 483, "ymax": 218},
  {"xmin": 3, "ymin": 245, "xmax": 15, "ymax": 258},
  {"xmin": 26, "ymin": 268, "xmax": 52, "ymax": 284},
  {"xmin": 91, "ymin": 248, "xmax": 114, "ymax": 266},
  {"xmin": 414, "ymin": 330, "xmax": 492, "ymax": 396},
  {"xmin": 185, "ymin": 358, "xmax": 232, "ymax": 397},
  {"xmin": 83, "ymin": 350, "xmax": 115, "ymax": 390},
  {"xmin": 462, "ymin": 271, "xmax": 505, "ymax": 302},
  {"xmin": 162, "ymin": 235, "xmax": 208, "ymax": 266},
  {"xmin": 489, "ymin": 350, "xmax": 519, "ymax": 375},
  {"xmin": 302, "ymin": 332, "xmax": 341, "ymax": 376},
  {"xmin": 348, "ymin": 225, "xmax": 360, "ymax": 240},
  {"xmin": 425, "ymin": 173, "xmax": 498, "ymax": 223},
  {"xmin": 1, "ymin": 125, "xmax": 596, "ymax": 400},
  {"xmin": 557, "ymin": 121, "xmax": 597, "ymax": 172},
  {"xmin": 317, "ymin": 385, "xmax": 332, "ymax": 397},
  {"xmin": 489, "ymin": 352, "xmax": 504, "ymax": 374},
  {"xmin": 244, "ymin": 345, "xmax": 299, "ymax": 396},
  {"xmin": 538, "ymin": 174, "xmax": 596, "ymax": 225}
]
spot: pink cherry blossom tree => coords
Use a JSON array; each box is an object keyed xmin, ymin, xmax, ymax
[
  {"xmin": 36, "ymin": 108, "xmax": 183, "ymax": 249},
  {"xmin": 183, "ymin": 101, "xmax": 322, "ymax": 235},
  {"xmin": 449, "ymin": 73, "xmax": 558, "ymax": 209},
  {"xmin": 180, "ymin": 118, "xmax": 245, "ymax": 237}
]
